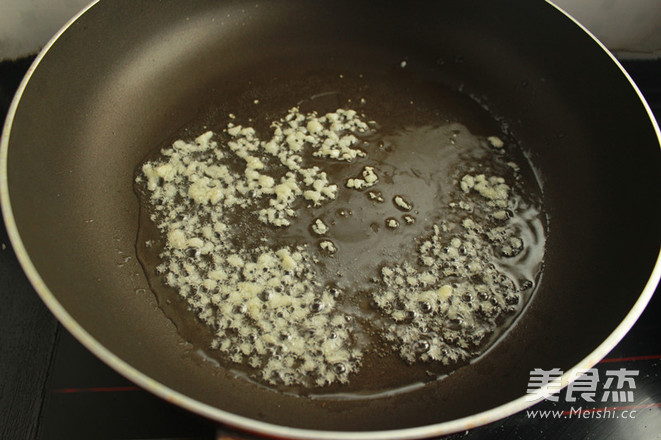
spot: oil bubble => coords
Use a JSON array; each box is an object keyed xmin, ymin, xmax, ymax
[{"xmin": 413, "ymin": 340, "xmax": 430, "ymax": 354}]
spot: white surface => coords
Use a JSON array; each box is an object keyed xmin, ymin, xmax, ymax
[
  {"xmin": 552, "ymin": 0, "xmax": 661, "ymax": 57},
  {"xmin": 0, "ymin": 0, "xmax": 91, "ymax": 60},
  {"xmin": 1, "ymin": 0, "xmax": 660, "ymax": 60}
]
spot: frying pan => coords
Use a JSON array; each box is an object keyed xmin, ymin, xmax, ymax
[{"xmin": 2, "ymin": 0, "xmax": 660, "ymax": 438}]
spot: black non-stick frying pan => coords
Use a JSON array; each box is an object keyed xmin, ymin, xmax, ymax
[{"xmin": 2, "ymin": 0, "xmax": 660, "ymax": 438}]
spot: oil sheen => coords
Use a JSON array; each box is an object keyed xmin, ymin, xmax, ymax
[{"xmin": 134, "ymin": 69, "xmax": 546, "ymax": 397}]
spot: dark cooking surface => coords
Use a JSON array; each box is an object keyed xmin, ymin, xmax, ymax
[{"xmin": 1, "ymin": 57, "xmax": 659, "ymax": 440}]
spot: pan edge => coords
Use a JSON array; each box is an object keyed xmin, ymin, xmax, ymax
[{"xmin": 1, "ymin": 1, "xmax": 660, "ymax": 438}]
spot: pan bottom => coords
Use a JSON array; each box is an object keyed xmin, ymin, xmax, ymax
[{"xmin": 133, "ymin": 68, "xmax": 547, "ymax": 398}]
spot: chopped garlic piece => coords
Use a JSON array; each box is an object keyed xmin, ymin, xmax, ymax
[
  {"xmin": 346, "ymin": 166, "xmax": 378, "ymax": 189},
  {"xmin": 312, "ymin": 219, "xmax": 329, "ymax": 235},
  {"xmin": 386, "ymin": 218, "xmax": 400, "ymax": 229},
  {"xmin": 488, "ymin": 136, "xmax": 504, "ymax": 148},
  {"xmin": 394, "ymin": 195, "xmax": 412, "ymax": 211},
  {"xmin": 320, "ymin": 240, "xmax": 337, "ymax": 253}
]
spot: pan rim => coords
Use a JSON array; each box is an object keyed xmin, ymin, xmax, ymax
[{"xmin": 1, "ymin": 1, "xmax": 660, "ymax": 438}]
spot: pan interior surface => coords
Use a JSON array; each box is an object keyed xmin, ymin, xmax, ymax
[{"xmin": 3, "ymin": 0, "xmax": 660, "ymax": 435}]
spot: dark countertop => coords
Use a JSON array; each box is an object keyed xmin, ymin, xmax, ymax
[{"xmin": 1, "ymin": 57, "xmax": 660, "ymax": 440}]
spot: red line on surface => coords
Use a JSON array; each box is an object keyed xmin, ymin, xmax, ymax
[
  {"xmin": 599, "ymin": 354, "xmax": 661, "ymax": 363},
  {"xmin": 52, "ymin": 386, "xmax": 141, "ymax": 394},
  {"xmin": 560, "ymin": 403, "xmax": 661, "ymax": 416}
]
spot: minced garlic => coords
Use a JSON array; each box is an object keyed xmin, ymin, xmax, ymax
[
  {"xmin": 320, "ymin": 240, "xmax": 337, "ymax": 254},
  {"xmin": 393, "ymin": 195, "xmax": 412, "ymax": 211},
  {"xmin": 312, "ymin": 218, "xmax": 329, "ymax": 235},
  {"xmin": 368, "ymin": 190, "xmax": 384, "ymax": 202},
  {"xmin": 386, "ymin": 218, "xmax": 400, "ymax": 229},
  {"xmin": 488, "ymin": 136, "xmax": 505, "ymax": 148},
  {"xmin": 346, "ymin": 166, "xmax": 379, "ymax": 190},
  {"xmin": 136, "ymin": 106, "xmax": 372, "ymax": 387},
  {"xmin": 136, "ymin": 100, "xmax": 542, "ymax": 389}
]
